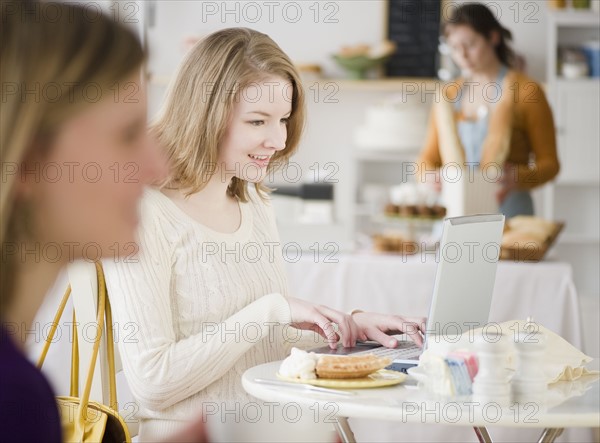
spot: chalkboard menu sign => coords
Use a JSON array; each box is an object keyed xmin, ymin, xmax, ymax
[{"xmin": 385, "ymin": 0, "xmax": 441, "ymax": 77}]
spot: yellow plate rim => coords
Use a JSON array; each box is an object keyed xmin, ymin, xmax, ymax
[{"xmin": 276, "ymin": 369, "xmax": 407, "ymax": 389}]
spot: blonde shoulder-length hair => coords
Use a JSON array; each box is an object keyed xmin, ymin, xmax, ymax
[{"xmin": 151, "ymin": 27, "xmax": 306, "ymax": 202}]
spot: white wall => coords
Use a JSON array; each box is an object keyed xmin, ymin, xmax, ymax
[
  {"xmin": 146, "ymin": 0, "xmax": 550, "ymax": 86},
  {"xmin": 146, "ymin": 0, "xmax": 387, "ymax": 81}
]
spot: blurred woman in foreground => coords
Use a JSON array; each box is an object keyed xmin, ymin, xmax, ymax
[{"xmin": 0, "ymin": 2, "xmax": 204, "ymax": 440}]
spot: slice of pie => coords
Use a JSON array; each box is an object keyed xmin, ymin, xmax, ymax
[{"xmin": 315, "ymin": 354, "xmax": 392, "ymax": 379}]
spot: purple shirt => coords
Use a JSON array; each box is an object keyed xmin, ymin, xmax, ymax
[{"xmin": 0, "ymin": 323, "xmax": 62, "ymax": 442}]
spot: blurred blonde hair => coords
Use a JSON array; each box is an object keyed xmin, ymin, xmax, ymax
[
  {"xmin": 151, "ymin": 27, "xmax": 306, "ymax": 202},
  {"xmin": 0, "ymin": 1, "xmax": 145, "ymax": 311}
]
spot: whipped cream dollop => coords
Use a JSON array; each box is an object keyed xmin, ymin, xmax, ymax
[{"xmin": 279, "ymin": 348, "xmax": 320, "ymax": 380}]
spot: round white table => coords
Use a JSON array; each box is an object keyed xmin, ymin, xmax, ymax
[{"xmin": 242, "ymin": 361, "xmax": 599, "ymax": 443}]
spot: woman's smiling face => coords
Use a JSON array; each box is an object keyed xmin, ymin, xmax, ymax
[{"xmin": 218, "ymin": 76, "xmax": 292, "ymax": 184}]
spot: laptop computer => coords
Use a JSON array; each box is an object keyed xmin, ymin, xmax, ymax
[{"xmin": 310, "ymin": 214, "xmax": 505, "ymax": 373}]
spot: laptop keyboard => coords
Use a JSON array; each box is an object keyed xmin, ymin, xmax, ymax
[
  {"xmin": 350, "ymin": 340, "xmax": 421, "ymax": 360},
  {"xmin": 308, "ymin": 338, "xmax": 421, "ymax": 360}
]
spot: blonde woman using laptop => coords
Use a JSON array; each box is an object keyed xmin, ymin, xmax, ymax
[{"xmin": 103, "ymin": 28, "xmax": 425, "ymax": 440}]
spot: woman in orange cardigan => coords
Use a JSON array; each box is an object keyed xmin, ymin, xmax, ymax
[{"xmin": 418, "ymin": 3, "xmax": 559, "ymax": 217}]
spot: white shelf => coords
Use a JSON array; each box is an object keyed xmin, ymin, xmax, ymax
[
  {"xmin": 324, "ymin": 78, "xmax": 438, "ymax": 92},
  {"xmin": 354, "ymin": 204, "xmax": 376, "ymax": 216},
  {"xmin": 370, "ymin": 214, "xmax": 442, "ymax": 226},
  {"xmin": 559, "ymin": 234, "xmax": 600, "ymax": 244},
  {"xmin": 354, "ymin": 150, "xmax": 418, "ymax": 161},
  {"xmin": 555, "ymin": 77, "xmax": 600, "ymax": 85},
  {"xmin": 546, "ymin": 6, "xmax": 600, "ymax": 303},
  {"xmin": 548, "ymin": 9, "xmax": 600, "ymax": 27},
  {"xmin": 148, "ymin": 74, "xmax": 440, "ymax": 91},
  {"xmin": 555, "ymin": 179, "xmax": 600, "ymax": 186}
]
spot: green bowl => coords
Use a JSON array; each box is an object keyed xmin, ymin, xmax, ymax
[{"xmin": 332, "ymin": 54, "xmax": 390, "ymax": 79}]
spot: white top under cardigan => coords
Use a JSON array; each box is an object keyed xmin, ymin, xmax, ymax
[{"xmin": 103, "ymin": 187, "xmax": 300, "ymax": 438}]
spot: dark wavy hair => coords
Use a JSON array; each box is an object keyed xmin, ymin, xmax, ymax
[{"xmin": 444, "ymin": 3, "xmax": 516, "ymax": 68}]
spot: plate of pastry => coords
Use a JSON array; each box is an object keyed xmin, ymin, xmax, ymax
[
  {"xmin": 277, "ymin": 349, "xmax": 407, "ymax": 389},
  {"xmin": 500, "ymin": 216, "xmax": 564, "ymax": 262}
]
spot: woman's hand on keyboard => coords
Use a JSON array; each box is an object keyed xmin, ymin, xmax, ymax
[
  {"xmin": 288, "ymin": 297, "xmax": 361, "ymax": 349},
  {"xmin": 350, "ymin": 312, "xmax": 427, "ymax": 348}
]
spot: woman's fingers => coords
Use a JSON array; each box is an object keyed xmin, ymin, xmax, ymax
[
  {"xmin": 288, "ymin": 298, "xmax": 349, "ymax": 348},
  {"xmin": 352, "ymin": 312, "xmax": 427, "ymax": 347},
  {"xmin": 312, "ymin": 314, "xmax": 342, "ymax": 349},
  {"xmin": 401, "ymin": 322, "xmax": 424, "ymax": 347},
  {"xmin": 403, "ymin": 316, "xmax": 427, "ymax": 334},
  {"xmin": 364, "ymin": 321, "xmax": 423, "ymax": 347},
  {"xmin": 308, "ymin": 323, "xmax": 339, "ymax": 344},
  {"xmin": 384, "ymin": 317, "xmax": 425, "ymax": 347},
  {"xmin": 316, "ymin": 305, "xmax": 359, "ymax": 348},
  {"xmin": 288, "ymin": 298, "xmax": 337, "ymax": 345},
  {"xmin": 364, "ymin": 327, "xmax": 399, "ymax": 348}
]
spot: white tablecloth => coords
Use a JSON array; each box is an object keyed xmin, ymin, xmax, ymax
[{"xmin": 284, "ymin": 253, "xmax": 589, "ymax": 443}]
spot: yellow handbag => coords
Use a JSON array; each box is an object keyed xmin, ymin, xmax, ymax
[{"xmin": 38, "ymin": 262, "xmax": 131, "ymax": 443}]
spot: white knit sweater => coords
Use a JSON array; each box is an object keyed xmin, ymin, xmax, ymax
[{"xmin": 103, "ymin": 187, "xmax": 301, "ymax": 439}]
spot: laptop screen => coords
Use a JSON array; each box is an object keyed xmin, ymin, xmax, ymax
[{"xmin": 425, "ymin": 214, "xmax": 505, "ymax": 345}]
